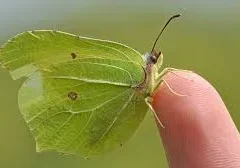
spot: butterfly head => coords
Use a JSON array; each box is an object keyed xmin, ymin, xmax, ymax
[{"xmin": 144, "ymin": 50, "xmax": 162, "ymax": 65}]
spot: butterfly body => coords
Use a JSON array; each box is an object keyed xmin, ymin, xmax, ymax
[{"xmin": 141, "ymin": 50, "xmax": 163, "ymax": 96}]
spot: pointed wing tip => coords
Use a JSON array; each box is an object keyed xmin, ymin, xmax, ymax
[{"xmin": 35, "ymin": 144, "xmax": 43, "ymax": 153}]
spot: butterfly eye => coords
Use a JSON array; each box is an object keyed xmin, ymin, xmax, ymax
[{"xmin": 150, "ymin": 55, "xmax": 157, "ymax": 64}]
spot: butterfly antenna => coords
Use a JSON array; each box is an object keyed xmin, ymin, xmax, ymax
[{"xmin": 150, "ymin": 14, "xmax": 181, "ymax": 54}]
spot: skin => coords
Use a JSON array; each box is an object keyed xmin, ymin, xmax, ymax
[{"xmin": 152, "ymin": 71, "xmax": 240, "ymax": 168}]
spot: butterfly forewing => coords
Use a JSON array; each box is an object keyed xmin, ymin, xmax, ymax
[{"xmin": 0, "ymin": 30, "xmax": 144, "ymax": 79}]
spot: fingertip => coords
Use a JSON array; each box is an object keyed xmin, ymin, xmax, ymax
[
  {"xmin": 152, "ymin": 71, "xmax": 240, "ymax": 168},
  {"xmin": 152, "ymin": 71, "xmax": 220, "ymax": 127}
]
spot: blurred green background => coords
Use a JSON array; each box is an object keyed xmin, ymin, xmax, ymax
[{"xmin": 0, "ymin": 0, "xmax": 239, "ymax": 167}]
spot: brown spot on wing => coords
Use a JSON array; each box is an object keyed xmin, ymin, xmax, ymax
[
  {"xmin": 68, "ymin": 91, "xmax": 78, "ymax": 100},
  {"xmin": 71, "ymin": 53, "xmax": 77, "ymax": 59}
]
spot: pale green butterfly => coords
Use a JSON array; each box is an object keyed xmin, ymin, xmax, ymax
[{"xmin": 0, "ymin": 14, "xmax": 181, "ymax": 157}]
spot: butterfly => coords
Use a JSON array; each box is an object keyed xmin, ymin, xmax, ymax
[{"xmin": 0, "ymin": 14, "xmax": 181, "ymax": 158}]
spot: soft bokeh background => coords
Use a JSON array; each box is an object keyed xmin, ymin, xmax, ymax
[{"xmin": 0, "ymin": 0, "xmax": 239, "ymax": 167}]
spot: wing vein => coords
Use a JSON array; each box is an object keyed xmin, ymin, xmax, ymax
[
  {"xmin": 87, "ymin": 91, "xmax": 135, "ymax": 156},
  {"xmin": 72, "ymin": 61, "xmax": 133, "ymax": 83},
  {"xmin": 67, "ymin": 89, "xmax": 131, "ymax": 153},
  {"xmin": 47, "ymin": 76, "xmax": 131, "ymax": 87},
  {"xmin": 77, "ymin": 38, "xmax": 134, "ymax": 63}
]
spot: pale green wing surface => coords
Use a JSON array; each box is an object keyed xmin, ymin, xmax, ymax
[
  {"xmin": 0, "ymin": 30, "xmax": 148, "ymax": 157},
  {"xmin": 0, "ymin": 30, "xmax": 145, "ymax": 80}
]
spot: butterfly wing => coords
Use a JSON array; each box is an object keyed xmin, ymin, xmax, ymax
[{"xmin": 0, "ymin": 30, "xmax": 148, "ymax": 157}]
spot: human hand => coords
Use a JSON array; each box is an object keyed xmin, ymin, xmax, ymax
[{"xmin": 152, "ymin": 71, "xmax": 240, "ymax": 168}]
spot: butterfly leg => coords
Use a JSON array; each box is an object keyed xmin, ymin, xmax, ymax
[
  {"xmin": 153, "ymin": 67, "xmax": 189, "ymax": 96},
  {"xmin": 145, "ymin": 97, "xmax": 164, "ymax": 128},
  {"xmin": 157, "ymin": 67, "xmax": 192, "ymax": 77},
  {"xmin": 153, "ymin": 78, "xmax": 187, "ymax": 97}
]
